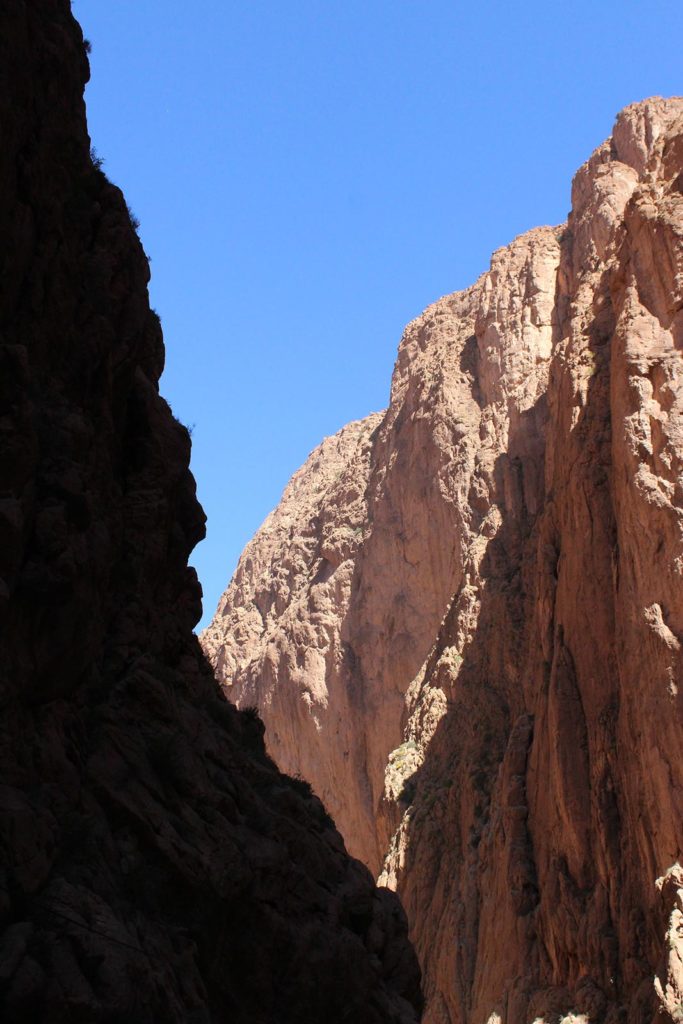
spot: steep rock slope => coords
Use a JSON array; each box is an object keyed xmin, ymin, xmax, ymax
[
  {"xmin": 202, "ymin": 415, "xmax": 385, "ymax": 868},
  {"xmin": 203, "ymin": 97, "xmax": 683, "ymax": 1024},
  {"xmin": 0, "ymin": 4, "xmax": 421, "ymax": 1022}
]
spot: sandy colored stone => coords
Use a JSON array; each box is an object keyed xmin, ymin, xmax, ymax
[{"xmin": 204, "ymin": 97, "xmax": 683, "ymax": 1024}]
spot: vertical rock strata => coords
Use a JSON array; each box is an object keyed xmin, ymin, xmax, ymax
[
  {"xmin": 203, "ymin": 97, "xmax": 683, "ymax": 1024},
  {"xmin": 0, "ymin": 4, "xmax": 422, "ymax": 1022}
]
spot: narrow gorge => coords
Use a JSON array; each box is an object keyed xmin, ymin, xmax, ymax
[{"xmin": 202, "ymin": 98, "xmax": 683, "ymax": 1024}]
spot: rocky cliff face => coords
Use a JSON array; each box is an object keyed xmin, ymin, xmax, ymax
[
  {"xmin": 202, "ymin": 97, "xmax": 683, "ymax": 1024},
  {"xmin": 0, "ymin": 4, "xmax": 422, "ymax": 1022}
]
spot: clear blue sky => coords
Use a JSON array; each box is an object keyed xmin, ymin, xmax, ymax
[{"xmin": 73, "ymin": 0, "xmax": 682, "ymax": 631}]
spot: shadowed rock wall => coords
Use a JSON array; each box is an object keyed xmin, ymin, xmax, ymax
[{"xmin": 0, "ymin": 4, "xmax": 422, "ymax": 1021}]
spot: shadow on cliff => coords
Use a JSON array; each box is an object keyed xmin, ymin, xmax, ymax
[{"xmin": 380, "ymin": 250, "xmax": 646, "ymax": 1024}]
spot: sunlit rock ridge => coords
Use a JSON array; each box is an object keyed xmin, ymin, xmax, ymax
[{"xmin": 202, "ymin": 96, "xmax": 683, "ymax": 1024}]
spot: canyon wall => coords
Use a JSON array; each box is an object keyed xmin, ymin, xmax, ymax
[
  {"xmin": 0, "ymin": 4, "xmax": 422, "ymax": 1022},
  {"xmin": 202, "ymin": 97, "xmax": 683, "ymax": 1024}
]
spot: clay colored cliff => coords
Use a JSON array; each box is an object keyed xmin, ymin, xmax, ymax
[
  {"xmin": 203, "ymin": 97, "xmax": 683, "ymax": 1024},
  {"xmin": 0, "ymin": 4, "xmax": 422, "ymax": 1022}
]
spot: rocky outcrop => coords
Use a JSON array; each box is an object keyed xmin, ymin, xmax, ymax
[
  {"xmin": 203, "ymin": 97, "xmax": 683, "ymax": 1024},
  {"xmin": 202, "ymin": 416, "xmax": 385, "ymax": 868},
  {"xmin": 0, "ymin": 4, "xmax": 422, "ymax": 1022}
]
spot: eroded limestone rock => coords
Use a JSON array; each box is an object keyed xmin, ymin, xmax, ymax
[{"xmin": 204, "ymin": 97, "xmax": 683, "ymax": 1024}]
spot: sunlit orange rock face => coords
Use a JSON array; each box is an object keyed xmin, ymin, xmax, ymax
[{"xmin": 203, "ymin": 97, "xmax": 683, "ymax": 1024}]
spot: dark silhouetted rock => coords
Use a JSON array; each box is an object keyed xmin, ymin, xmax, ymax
[{"xmin": 0, "ymin": 4, "xmax": 422, "ymax": 1022}]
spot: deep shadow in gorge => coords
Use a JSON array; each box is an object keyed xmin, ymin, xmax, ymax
[
  {"xmin": 0, "ymin": 4, "xmax": 423, "ymax": 1021},
  {"xmin": 388, "ymin": 391, "xmax": 549, "ymax": 1024},
  {"xmin": 389, "ymin": 247, "xmax": 669, "ymax": 1024}
]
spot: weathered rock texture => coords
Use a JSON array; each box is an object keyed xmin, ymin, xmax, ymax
[
  {"xmin": 0, "ymin": 4, "xmax": 422, "ymax": 1022},
  {"xmin": 203, "ymin": 97, "xmax": 683, "ymax": 1024}
]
